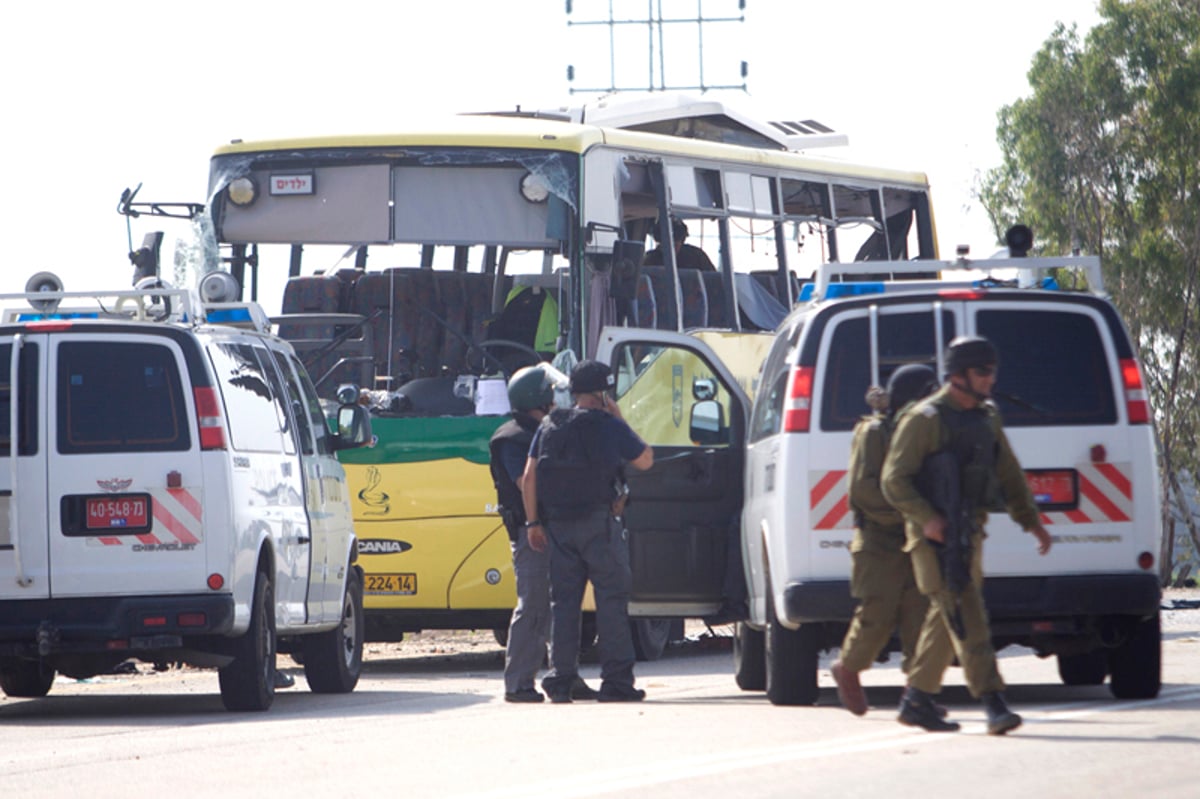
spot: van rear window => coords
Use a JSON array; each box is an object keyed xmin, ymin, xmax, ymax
[
  {"xmin": 820, "ymin": 310, "xmax": 955, "ymax": 431},
  {"xmin": 58, "ymin": 342, "xmax": 190, "ymax": 453},
  {"xmin": 0, "ymin": 342, "xmax": 39, "ymax": 456},
  {"xmin": 976, "ymin": 308, "xmax": 1116, "ymax": 426}
]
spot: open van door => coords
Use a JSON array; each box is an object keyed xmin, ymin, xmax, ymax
[{"xmin": 595, "ymin": 328, "xmax": 750, "ymax": 618}]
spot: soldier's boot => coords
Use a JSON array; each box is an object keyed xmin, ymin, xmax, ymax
[
  {"xmin": 830, "ymin": 660, "xmax": 868, "ymax": 716},
  {"xmin": 898, "ymin": 686, "xmax": 960, "ymax": 732},
  {"xmin": 982, "ymin": 692, "xmax": 1022, "ymax": 735}
]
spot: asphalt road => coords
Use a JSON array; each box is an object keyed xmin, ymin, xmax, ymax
[{"xmin": 1, "ymin": 601, "xmax": 1197, "ymax": 799}]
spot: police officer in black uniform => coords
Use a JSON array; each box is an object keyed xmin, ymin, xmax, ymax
[{"xmin": 521, "ymin": 360, "xmax": 654, "ymax": 702}]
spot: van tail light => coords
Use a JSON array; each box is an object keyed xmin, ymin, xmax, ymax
[
  {"xmin": 1119, "ymin": 358, "xmax": 1150, "ymax": 425},
  {"xmin": 193, "ymin": 387, "xmax": 227, "ymax": 450},
  {"xmin": 784, "ymin": 366, "xmax": 815, "ymax": 433}
]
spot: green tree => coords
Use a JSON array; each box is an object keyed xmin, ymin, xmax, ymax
[{"xmin": 979, "ymin": 0, "xmax": 1200, "ymax": 584}]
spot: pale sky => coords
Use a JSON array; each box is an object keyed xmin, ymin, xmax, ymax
[{"xmin": 0, "ymin": 0, "xmax": 1101, "ymax": 313}]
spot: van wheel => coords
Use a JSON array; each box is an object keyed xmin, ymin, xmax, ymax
[
  {"xmin": 631, "ymin": 618, "xmax": 672, "ymax": 661},
  {"xmin": 733, "ymin": 622, "xmax": 766, "ymax": 691},
  {"xmin": 1108, "ymin": 613, "xmax": 1161, "ymax": 699},
  {"xmin": 303, "ymin": 566, "xmax": 365, "ymax": 693},
  {"xmin": 765, "ymin": 586, "xmax": 819, "ymax": 706},
  {"xmin": 219, "ymin": 570, "xmax": 276, "ymax": 712},
  {"xmin": 0, "ymin": 660, "xmax": 56, "ymax": 698},
  {"xmin": 1057, "ymin": 650, "xmax": 1108, "ymax": 686}
]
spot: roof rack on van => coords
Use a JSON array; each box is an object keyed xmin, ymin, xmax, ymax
[
  {"xmin": 0, "ymin": 280, "xmax": 272, "ymax": 334},
  {"xmin": 806, "ymin": 254, "xmax": 1105, "ymax": 304}
]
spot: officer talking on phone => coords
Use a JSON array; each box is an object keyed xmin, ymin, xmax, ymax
[{"xmin": 521, "ymin": 360, "xmax": 654, "ymax": 703}]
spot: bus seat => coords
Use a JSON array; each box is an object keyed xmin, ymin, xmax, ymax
[
  {"xmin": 278, "ymin": 274, "xmax": 343, "ymax": 340},
  {"xmin": 679, "ymin": 269, "xmax": 708, "ymax": 329},
  {"xmin": 750, "ymin": 270, "xmax": 790, "ymax": 306},
  {"xmin": 634, "ymin": 274, "xmax": 656, "ymax": 329},
  {"xmin": 640, "ymin": 266, "xmax": 678, "ymax": 331},
  {"xmin": 702, "ymin": 272, "xmax": 733, "ymax": 328},
  {"xmin": 352, "ymin": 269, "xmax": 443, "ymax": 388},
  {"xmin": 279, "ymin": 273, "xmax": 364, "ymax": 394},
  {"xmin": 460, "ymin": 272, "xmax": 498, "ymax": 372},
  {"xmin": 434, "ymin": 272, "xmax": 470, "ymax": 374}
]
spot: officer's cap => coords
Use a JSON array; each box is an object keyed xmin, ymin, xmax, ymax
[
  {"xmin": 886, "ymin": 364, "xmax": 938, "ymax": 412},
  {"xmin": 945, "ymin": 336, "xmax": 998, "ymax": 375},
  {"xmin": 570, "ymin": 360, "xmax": 614, "ymax": 394}
]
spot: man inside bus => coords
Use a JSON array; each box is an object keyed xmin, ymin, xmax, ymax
[{"xmin": 643, "ymin": 218, "xmax": 717, "ymax": 271}]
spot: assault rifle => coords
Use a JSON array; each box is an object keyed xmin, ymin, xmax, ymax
[{"xmin": 916, "ymin": 449, "xmax": 974, "ymax": 639}]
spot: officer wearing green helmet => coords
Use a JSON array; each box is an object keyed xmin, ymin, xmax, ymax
[
  {"xmin": 882, "ymin": 335, "xmax": 1053, "ymax": 735},
  {"xmin": 490, "ymin": 364, "xmax": 596, "ymax": 703}
]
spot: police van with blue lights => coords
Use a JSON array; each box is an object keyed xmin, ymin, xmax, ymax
[
  {"xmin": 0, "ymin": 271, "xmax": 373, "ymax": 711},
  {"xmin": 595, "ymin": 231, "xmax": 1162, "ymax": 706}
]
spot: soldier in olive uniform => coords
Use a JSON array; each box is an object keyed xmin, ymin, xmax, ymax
[
  {"xmin": 882, "ymin": 336, "xmax": 1052, "ymax": 735},
  {"xmin": 830, "ymin": 364, "xmax": 943, "ymax": 716}
]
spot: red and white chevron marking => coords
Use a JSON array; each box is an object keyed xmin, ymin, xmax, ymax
[
  {"xmin": 808, "ymin": 462, "xmax": 1135, "ymax": 530},
  {"xmin": 1040, "ymin": 462, "xmax": 1133, "ymax": 526},
  {"xmin": 95, "ymin": 487, "xmax": 202, "ymax": 547},
  {"xmin": 810, "ymin": 469, "xmax": 852, "ymax": 530}
]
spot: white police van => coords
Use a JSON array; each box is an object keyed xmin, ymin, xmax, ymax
[
  {"xmin": 0, "ymin": 272, "xmax": 373, "ymax": 711},
  {"xmin": 596, "ymin": 249, "xmax": 1162, "ymax": 707}
]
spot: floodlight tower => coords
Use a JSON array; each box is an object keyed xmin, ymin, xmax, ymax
[{"xmin": 565, "ymin": 0, "xmax": 748, "ymax": 94}]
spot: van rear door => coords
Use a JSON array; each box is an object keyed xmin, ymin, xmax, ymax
[
  {"xmin": 800, "ymin": 301, "xmax": 958, "ymax": 581},
  {"xmin": 0, "ymin": 336, "xmax": 49, "ymax": 601},
  {"xmin": 968, "ymin": 297, "xmax": 1159, "ymax": 576},
  {"xmin": 45, "ymin": 332, "xmax": 210, "ymax": 597},
  {"xmin": 596, "ymin": 328, "xmax": 750, "ymax": 616}
]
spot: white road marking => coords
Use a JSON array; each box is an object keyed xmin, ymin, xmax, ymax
[{"xmin": 459, "ymin": 686, "xmax": 1200, "ymax": 799}]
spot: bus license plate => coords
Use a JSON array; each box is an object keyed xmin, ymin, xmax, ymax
[
  {"xmin": 1025, "ymin": 469, "xmax": 1077, "ymax": 509},
  {"xmin": 365, "ymin": 573, "xmax": 417, "ymax": 595},
  {"xmin": 86, "ymin": 494, "xmax": 151, "ymax": 530}
]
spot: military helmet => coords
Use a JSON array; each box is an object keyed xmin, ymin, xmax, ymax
[
  {"xmin": 507, "ymin": 365, "xmax": 554, "ymax": 412},
  {"xmin": 886, "ymin": 364, "xmax": 938, "ymax": 413},
  {"xmin": 945, "ymin": 336, "xmax": 998, "ymax": 375}
]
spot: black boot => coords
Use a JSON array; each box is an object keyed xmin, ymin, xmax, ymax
[
  {"xmin": 898, "ymin": 687, "xmax": 960, "ymax": 732},
  {"xmin": 982, "ymin": 692, "xmax": 1022, "ymax": 735}
]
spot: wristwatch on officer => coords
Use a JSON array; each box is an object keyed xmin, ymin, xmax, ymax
[{"xmin": 524, "ymin": 520, "xmax": 542, "ymax": 529}]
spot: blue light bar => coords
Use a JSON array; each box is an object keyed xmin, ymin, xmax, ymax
[
  {"xmin": 800, "ymin": 282, "xmax": 886, "ymax": 302},
  {"xmin": 206, "ymin": 307, "xmax": 254, "ymax": 324},
  {"xmin": 14, "ymin": 311, "xmax": 100, "ymax": 321}
]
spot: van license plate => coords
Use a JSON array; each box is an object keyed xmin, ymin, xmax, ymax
[
  {"xmin": 1025, "ymin": 470, "xmax": 1077, "ymax": 509},
  {"xmin": 365, "ymin": 573, "xmax": 417, "ymax": 595},
  {"xmin": 86, "ymin": 494, "xmax": 151, "ymax": 529}
]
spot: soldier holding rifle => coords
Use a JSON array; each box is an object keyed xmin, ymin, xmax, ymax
[{"xmin": 882, "ymin": 336, "xmax": 1053, "ymax": 735}]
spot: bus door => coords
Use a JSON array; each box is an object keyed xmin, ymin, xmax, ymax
[{"xmin": 595, "ymin": 328, "xmax": 750, "ymax": 617}]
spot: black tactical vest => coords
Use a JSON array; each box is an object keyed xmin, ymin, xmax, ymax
[
  {"xmin": 937, "ymin": 403, "xmax": 1001, "ymax": 509},
  {"xmin": 489, "ymin": 413, "xmax": 538, "ymax": 540},
  {"xmin": 535, "ymin": 407, "xmax": 619, "ymax": 520}
]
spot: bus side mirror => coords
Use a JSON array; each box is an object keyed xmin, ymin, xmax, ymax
[
  {"xmin": 689, "ymin": 399, "xmax": 725, "ymax": 446},
  {"xmin": 332, "ymin": 403, "xmax": 374, "ymax": 451}
]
